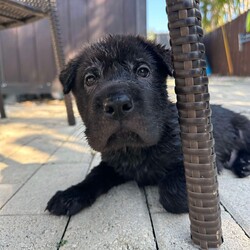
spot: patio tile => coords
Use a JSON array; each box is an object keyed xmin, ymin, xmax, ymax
[
  {"xmin": 0, "ymin": 163, "xmax": 41, "ymax": 185},
  {"xmin": 0, "ymin": 183, "xmax": 20, "ymax": 208},
  {"xmin": 0, "ymin": 162, "xmax": 41, "ymax": 208},
  {"xmin": 48, "ymin": 137, "xmax": 93, "ymax": 164},
  {"xmin": 145, "ymin": 186, "xmax": 250, "ymax": 250},
  {"xmin": 145, "ymin": 186, "xmax": 196, "ymax": 250},
  {"xmin": 1, "ymin": 135, "xmax": 62, "ymax": 166},
  {"xmin": 219, "ymin": 171, "xmax": 250, "ymax": 237},
  {"xmin": 0, "ymin": 162, "xmax": 89, "ymax": 215},
  {"xmin": 0, "ymin": 215, "xmax": 67, "ymax": 250},
  {"xmin": 60, "ymin": 182, "xmax": 156, "ymax": 250}
]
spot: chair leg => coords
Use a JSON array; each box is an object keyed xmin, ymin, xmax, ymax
[
  {"xmin": 166, "ymin": 0, "xmax": 223, "ymax": 248},
  {"xmin": 0, "ymin": 90, "xmax": 6, "ymax": 118},
  {"xmin": 64, "ymin": 93, "xmax": 75, "ymax": 125},
  {"xmin": 48, "ymin": 0, "xmax": 75, "ymax": 126}
]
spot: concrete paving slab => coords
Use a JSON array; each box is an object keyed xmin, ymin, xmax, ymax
[
  {"xmin": 49, "ymin": 147, "xmax": 92, "ymax": 164},
  {"xmin": 208, "ymin": 78, "xmax": 250, "ymax": 116},
  {"xmin": 219, "ymin": 171, "xmax": 250, "ymax": 237},
  {"xmin": 0, "ymin": 134, "xmax": 38, "ymax": 161},
  {"xmin": 0, "ymin": 215, "xmax": 67, "ymax": 250},
  {"xmin": 0, "ymin": 163, "xmax": 41, "ymax": 208},
  {"xmin": 168, "ymin": 77, "xmax": 250, "ymax": 117},
  {"xmin": 0, "ymin": 103, "xmax": 78, "ymax": 163},
  {"xmin": 145, "ymin": 186, "xmax": 197, "ymax": 250},
  {"xmin": 5, "ymin": 102, "xmax": 77, "ymax": 127},
  {"xmin": 49, "ymin": 138, "xmax": 92, "ymax": 164},
  {"xmin": 60, "ymin": 183, "xmax": 156, "ymax": 250},
  {"xmin": 1, "ymin": 136, "xmax": 61, "ymax": 166},
  {"xmin": 0, "ymin": 162, "xmax": 89, "ymax": 215},
  {"xmin": 145, "ymin": 186, "xmax": 250, "ymax": 250},
  {"xmin": 221, "ymin": 208, "xmax": 250, "ymax": 250},
  {"xmin": 0, "ymin": 163, "xmax": 41, "ymax": 184},
  {"xmin": 0, "ymin": 129, "xmax": 73, "ymax": 163},
  {"xmin": 0, "ymin": 183, "xmax": 20, "ymax": 208}
]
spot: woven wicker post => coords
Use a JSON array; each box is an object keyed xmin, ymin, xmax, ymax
[
  {"xmin": 47, "ymin": 0, "xmax": 75, "ymax": 125},
  {"xmin": 166, "ymin": 0, "xmax": 223, "ymax": 249}
]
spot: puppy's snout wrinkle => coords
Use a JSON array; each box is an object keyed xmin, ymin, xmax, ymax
[{"xmin": 103, "ymin": 94, "xmax": 134, "ymax": 119}]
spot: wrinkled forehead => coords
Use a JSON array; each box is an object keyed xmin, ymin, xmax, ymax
[{"xmin": 79, "ymin": 39, "xmax": 157, "ymax": 70}]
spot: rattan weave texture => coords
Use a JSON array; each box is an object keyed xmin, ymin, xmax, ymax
[
  {"xmin": 166, "ymin": 0, "xmax": 223, "ymax": 249},
  {"xmin": 0, "ymin": 0, "xmax": 47, "ymax": 29}
]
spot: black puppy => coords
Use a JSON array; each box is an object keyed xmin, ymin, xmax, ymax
[{"xmin": 47, "ymin": 35, "xmax": 250, "ymax": 216}]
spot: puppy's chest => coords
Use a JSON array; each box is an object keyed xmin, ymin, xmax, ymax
[{"xmin": 103, "ymin": 149, "xmax": 165, "ymax": 184}]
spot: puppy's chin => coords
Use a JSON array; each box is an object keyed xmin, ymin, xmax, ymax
[
  {"xmin": 106, "ymin": 130, "xmax": 144, "ymax": 149},
  {"xmin": 89, "ymin": 129, "xmax": 160, "ymax": 152}
]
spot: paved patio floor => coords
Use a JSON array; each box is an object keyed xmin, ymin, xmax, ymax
[{"xmin": 0, "ymin": 77, "xmax": 250, "ymax": 249}]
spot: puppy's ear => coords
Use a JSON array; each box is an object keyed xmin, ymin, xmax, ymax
[
  {"xmin": 153, "ymin": 44, "xmax": 174, "ymax": 77},
  {"xmin": 59, "ymin": 59, "xmax": 79, "ymax": 94}
]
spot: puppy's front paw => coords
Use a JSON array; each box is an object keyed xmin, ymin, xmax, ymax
[
  {"xmin": 232, "ymin": 151, "xmax": 250, "ymax": 178},
  {"xmin": 234, "ymin": 162, "xmax": 250, "ymax": 178},
  {"xmin": 46, "ymin": 186, "xmax": 94, "ymax": 216}
]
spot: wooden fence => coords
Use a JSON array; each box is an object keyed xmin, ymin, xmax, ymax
[{"xmin": 204, "ymin": 11, "xmax": 250, "ymax": 76}]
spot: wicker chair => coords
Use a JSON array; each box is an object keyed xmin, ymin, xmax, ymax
[
  {"xmin": 0, "ymin": 0, "xmax": 75, "ymax": 125},
  {"xmin": 166, "ymin": 0, "xmax": 223, "ymax": 248}
]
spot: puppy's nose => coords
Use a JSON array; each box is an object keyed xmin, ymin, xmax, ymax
[{"xmin": 103, "ymin": 94, "xmax": 134, "ymax": 118}]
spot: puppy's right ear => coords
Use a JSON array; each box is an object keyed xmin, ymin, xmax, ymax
[
  {"xmin": 59, "ymin": 59, "xmax": 79, "ymax": 94},
  {"xmin": 153, "ymin": 44, "xmax": 174, "ymax": 77}
]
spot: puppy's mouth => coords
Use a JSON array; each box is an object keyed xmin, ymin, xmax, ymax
[
  {"xmin": 106, "ymin": 129, "xmax": 144, "ymax": 149},
  {"xmin": 86, "ymin": 119, "xmax": 161, "ymax": 153}
]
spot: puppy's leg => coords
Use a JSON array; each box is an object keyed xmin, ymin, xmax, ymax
[
  {"xmin": 232, "ymin": 129, "xmax": 250, "ymax": 177},
  {"xmin": 229, "ymin": 118, "xmax": 250, "ymax": 177},
  {"xmin": 46, "ymin": 162, "xmax": 126, "ymax": 216},
  {"xmin": 224, "ymin": 127, "xmax": 250, "ymax": 177},
  {"xmin": 158, "ymin": 168, "xmax": 188, "ymax": 214},
  {"xmin": 230, "ymin": 150, "xmax": 250, "ymax": 178}
]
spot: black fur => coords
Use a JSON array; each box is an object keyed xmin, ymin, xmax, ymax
[{"xmin": 46, "ymin": 35, "xmax": 250, "ymax": 216}]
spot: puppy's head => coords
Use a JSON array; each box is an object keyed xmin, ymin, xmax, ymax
[{"xmin": 60, "ymin": 35, "xmax": 173, "ymax": 152}]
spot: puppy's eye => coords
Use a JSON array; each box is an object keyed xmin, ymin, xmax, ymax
[
  {"xmin": 84, "ymin": 73, "xmax": 96, "ymax": 86},
  {"xmin": 136, "ymin": 65, "xmax": 150, "ymax": 78}
]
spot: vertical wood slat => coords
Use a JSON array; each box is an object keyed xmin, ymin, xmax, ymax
[
  {"xmin": 68, "ymin": 0, "xmax": 88, "ymax": 58},
  {"xmin": 48, "ymin": 0, "xmax": 75, "ymax": 126},
  {"xmin": 166, "ymin": 0, "xmax": 223, "ymax": 249},
  {"xmin": 105, "ymin": 0, "xmax": 124, "ymax": 34},
  {"xmin": 17, "ymin": 23, "xmax": 38, "ymax": 83},
  {"xmin": 87, "ymin": 0, "xmax": 106, "ymax": 42},
  {"xmin": 123, "ymin": 0, "xmax": 136, "ymax": 34},
  {"xmin": 0, "ymin": 28, "xmax": 21, "ymax": 82},
  {"xmin": 34, "ymin": 19, "xmax": 56, "ymax": 84},
  {"xmin": 136, "ymin": 0, "xmax": 147, "ymax": 35}
]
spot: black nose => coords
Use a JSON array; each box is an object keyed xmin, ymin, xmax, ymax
[{"xmin": 103, "ymin": 94, "xmax": 134, "ymax": 118}]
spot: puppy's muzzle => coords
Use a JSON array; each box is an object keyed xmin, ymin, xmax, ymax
[{"xmin": 103, "ymin": 94, "xmax": 134, "ymax": 120}]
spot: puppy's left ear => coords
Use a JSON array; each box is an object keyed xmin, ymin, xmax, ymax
[
  {"xmin": 59, "ymin": 59, "xmax": 79, "ymax": 94},
  {"xmin": 153, "ymin": 44, "xmax": 174, "ymax": 77}
]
